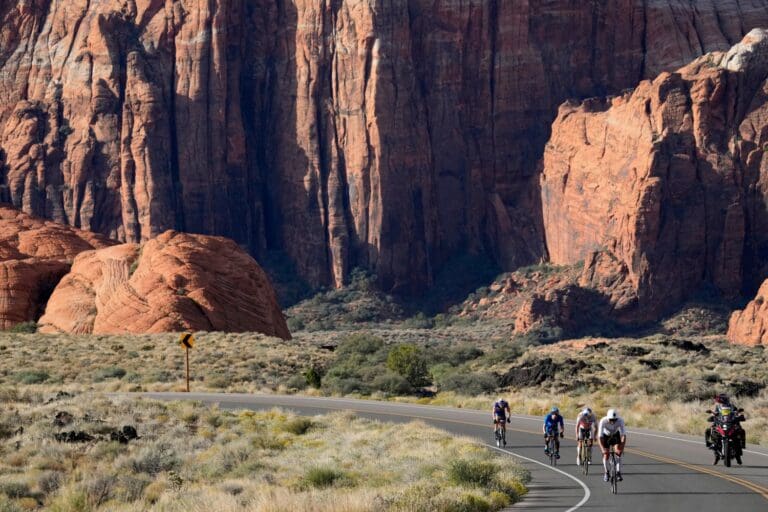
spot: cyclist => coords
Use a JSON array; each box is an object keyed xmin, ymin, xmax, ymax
[
  {"xmin": 575, "ymin": 407, "xmax": 598, "ymax": 466},
  {"xmin": 543, "ymin": 406, "xmax": 565, "ymax": 459},
  {"xmin": 492, "ymin": 397, "xmax": 511, "ymax": 445},
  {"xmin": 705, "ymin": 393, "xmax": 746, "ymax": 451},
  {"xmin": 598, "ymin": 408, "xmax": 626, "ymax": 482}
]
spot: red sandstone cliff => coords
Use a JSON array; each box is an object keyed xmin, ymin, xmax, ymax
[
  {"xmin": 541, "ymin": 29, "xmax": 768, "ymax": 322},
  {"xmin": 3, "ymin": 1, "xmax": 766, "ymax": 293}
]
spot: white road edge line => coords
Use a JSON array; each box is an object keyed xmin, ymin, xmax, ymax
[{"xmin": 486, "ymin": 444, "xmax": 591, "ymax": 512}]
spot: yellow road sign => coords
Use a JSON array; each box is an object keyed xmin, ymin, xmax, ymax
[{"xmin": 179, "ymin": 333, "xmax": 195, "ymax": 349}]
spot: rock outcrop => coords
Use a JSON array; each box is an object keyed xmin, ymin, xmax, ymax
[
  {"xmin": 2, "ymin": 1, "xmax": 767, "ymax": 292},
  {"xmin": 0, "ymin": 206, "xmax": 112, "ymax": 329},
  {"xmin": 541, "ymin": 29, "xmax": 768, "ymax": 322},
  {"xmin": 728, "ymin": 280, "xmax": 768, "ymax": 346},
  {"xmin": 38, "ymin": 231, "xmax": 291, "ymax": 338}
]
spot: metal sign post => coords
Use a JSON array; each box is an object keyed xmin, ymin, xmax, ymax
[{"xmin": 179, "ymin": 333, "xmax": 196, "ymax": 392}]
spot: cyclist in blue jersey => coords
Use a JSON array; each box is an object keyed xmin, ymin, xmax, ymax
[
  {"xmin": 492, "ymin": 397, "xmax": 511, "ymax": 445},
  {"xmin": 543, "ymin": 406, "xmax": 565, "ymax": 458}
]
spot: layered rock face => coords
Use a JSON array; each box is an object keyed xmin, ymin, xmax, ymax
[
  {"xmin": 0, "ymin": 206, "xmax": 112, "ymax": 328},
  {"xmin": 728, "ymin": 280, "xmax": 768, "ymax": 346},
  {"xmin": 2, "ymin": 1, "xmax": 767, "ymax": 293},
  {"xmin": 38, "ymin": 230, "xmax": 291, "ymax": 338},
  {"xmin": 541, "ymin": 29, "xmax": 768, "ymax": 321}
]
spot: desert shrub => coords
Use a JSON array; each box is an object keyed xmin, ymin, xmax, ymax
[
  {"xmin": 13, "ymin": 370, "xmax": 49, "ymax": 384},
  {"xmin": 303, "ymin": 467, "xmax": 347, "ymax": 489},
  {"xmin": 372, "ymin": 372, "xmax": 414, "ymax": 395},
  {"xmin": 127, "ymin": 443, "xmax": 179, "ymax": 475},
  {"xmin": 438, "ymin": 372, "xmax": 498, "ymax": 395},
  {"xmin": 9, "ymin": 322, "xmax": 37, "ymax": 334},
  {"xmin": 336, "ymin": 333, "xmax": 386, "ymax": 357},
  {"xmin": 206, "ymin": 371, "xmax": 232, "ymax": 389},
  {"xmin": 281, "ymin": 417, "xmax": 313, "ymax": 436},
  {"xmin": 446, "ymin": 493, "xmax": 492, "ymax": 512},
  {"xmin": 448, "ymin": 460, "xmax": 499, "ymax": 487},
  {"xmin": 286, "ymin": 374, "xmax": 308, "ymax": 390},
  {"xmin": 387, "ymin": 344, "xmax": 430, "ymax": 387},
  {"xmin": 0, "ymin": 496, "xmax": 22, "ymax": 512},
  {"xmin": 0, "ymin": 481, "xmax": 31, "ymax": 499},
  {"xmin": 93, "ymin": 366, "xmax": 126, "ymax": 382},
  {"xmin": 38, "ymin": 472, "xmax": 63, "ymax": 496},
  {"xmin": 304, "ymin": 367, "xmax": 322, "ymax": 388}
]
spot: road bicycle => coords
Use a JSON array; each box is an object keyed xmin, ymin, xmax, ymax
[
  {"xmin": 608, "ymin": 445, "xmax": 619, "ymax": 494},
  {"xmin": 494, "ymin": 421, "xmax": 507, "ymax": 447},
  {"xmin": 546, "ymin": 431, "xmax": 559, "ymax": 466},
  {"xmin": 579, "ymin": 436, "xmax": 593, "ymax": 475}
]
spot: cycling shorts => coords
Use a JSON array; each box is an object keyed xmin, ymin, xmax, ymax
[
  {"xmin": 494, "ymin": 414, "xmax": 507, "ymax": 424},
  {"xmin": 601, "ymin": 432, "xmax": 622, "ymax": 446},
  {"xmin": 578, "ymin": 426, "xmax": 592, "ymax": 440},
  {"xmin": 545, "ymin": 429, "xmax": 560, "ymax": 437}
]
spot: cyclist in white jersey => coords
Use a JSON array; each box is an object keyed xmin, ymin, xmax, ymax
[
  {"xmin": 575, "ymin": 407, "xmax": 598, "ymax": 466},
  {"xmin": 598, "ymin": 409, "xmax": 627, "ymax": 482}
]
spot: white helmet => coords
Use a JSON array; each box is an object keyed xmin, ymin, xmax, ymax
[
  {"xmin": 607, "ymin": 409, "xmax": 619, "ymax": 420},
  {"xmin": 582, "ymin": 408, "xmax": 592, "ymax": 415},
  {"xmin": 498, "ymin": 397, "xmax": 505, "ymax": 403}
]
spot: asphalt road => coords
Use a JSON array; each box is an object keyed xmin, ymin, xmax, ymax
[{"xmin": 138, "ymin": 393, "xmax": 768, "ymax": 511}]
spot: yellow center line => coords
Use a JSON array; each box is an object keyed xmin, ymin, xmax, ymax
[
  {"xmin": 627, "ymin": 448, "xmax": 768, "ymax": 501},
  {"xmin": 219, "ymin": 398, "xmax": 768, "ymax": 501}
]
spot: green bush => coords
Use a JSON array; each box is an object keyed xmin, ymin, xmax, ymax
[
  {"xmin": 448, "ymin": 460, "xmax": 499, "ymax": 487},
  {"xmin": 93, "ymin": 366, "xmax": 127, "ymax": 382},
  {"xmin": 336, "ymin": 333, "xmax": 385, "ymax": 356},
  {"xmin": 438, "ymin": 372, "xmax": 498, "ymax": 395},
  {"xmin": 304, "ymin": 367, "xmax": 322, "ymax": 388},
  {"xmin": 9, "ymin": 322, "xmax": 37, "ymax": 334},
  {"xmin": 387, "ymin": 344, "xmax": 430, "ymax": 387},
  {"xmin": 13, "ymin": 370, "xmax": 50, "ymax": 384},
  {"xmin": 303, "ymin": 467, "xmax": 346, "ymax": 489},
  {"xmin": 371, "ymin": 372, "xmax": 413, "ymax": 395}
]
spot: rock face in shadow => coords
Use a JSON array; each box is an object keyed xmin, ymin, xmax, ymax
[
  {"xmin": 0, "ymin": 206, "xmax": 113, "ymax": 329},
  {"xmin": 2, "ymin": 1, "xmax": 767, "ymax": 293},
  {"xmin": 541, "ymin": 29, "xmax": 768, "ymax": 323},
  {"xmin": 38, "ymin": 231, "xmax": 290, "ymax": 339}
]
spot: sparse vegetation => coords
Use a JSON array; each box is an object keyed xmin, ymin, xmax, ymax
[{"xmin": 0, "ymin": 396, "xmax": 528, "ymax": 511}]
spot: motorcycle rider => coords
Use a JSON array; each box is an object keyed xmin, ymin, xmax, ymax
[
  {"xmin": 575, "ymin": 407, "xmax": 598, "ymax": 466},
  {"xmin": 705, "ymin": 393, "xmax": 746, "ymax": 452}
]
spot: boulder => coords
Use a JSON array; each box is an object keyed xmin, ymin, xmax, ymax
[
  {"xmin": 0, "ymin": 206, "xmax": 113, "ymax": 329},
  {"xmin": 39, "ymin": 231, "xmax": 290, "ymax": 338}
]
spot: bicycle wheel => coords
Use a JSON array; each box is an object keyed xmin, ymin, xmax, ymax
[
  {"xmin": 581, "ymin": 443, "xmax": 589, "ymax": 475},
  {"xmin": 610, "ymin": 453, "xmax": 618, "ymax": 494},
  {"xmin": 550, "ymin": 437, "xmax": 557, "ymax": 466},
  {"xmin": 501, "ymin": 427, "xmax": 506, "ymax": 447}
]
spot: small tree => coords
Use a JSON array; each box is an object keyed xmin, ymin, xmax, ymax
[{"xmin": 386, "ymin": 344, "xmax": 430, "ymax": 387}]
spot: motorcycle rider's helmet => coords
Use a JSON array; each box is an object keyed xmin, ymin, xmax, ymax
[
  {"xmin": 607, "ymin": 409, "xmax": 619, "ymax": 420},
  {"xmin": 715, "ymin": 393, "xmax": 730, "ymax": 404}
]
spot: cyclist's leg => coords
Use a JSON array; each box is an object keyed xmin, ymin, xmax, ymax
[
  {"xmin": 599, "ymin": 436, "xmax": 610, "ymax": 472},
  {"xmin": 615, "ymin": 435, "xmax": 625, "ymax": 477}
]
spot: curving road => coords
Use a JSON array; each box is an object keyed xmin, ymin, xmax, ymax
[{"xmin": 137, "ymin": 393, "xmax": 768, "ymax": 511}]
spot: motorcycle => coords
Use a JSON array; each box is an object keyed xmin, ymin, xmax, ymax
[{"xmin": 706, "ymin": 406, "xmax": 745, "ymax": 467}]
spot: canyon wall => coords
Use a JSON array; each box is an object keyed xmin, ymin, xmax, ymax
[
  {"xmin": 2, "ymin": 1, "xmax": 768, "ymax": 293},
  {"xmin": 541, "ymin": 29, "xmax": 768, "ymax": 322}
]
